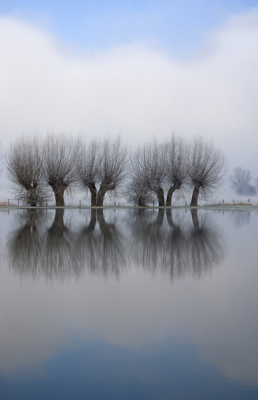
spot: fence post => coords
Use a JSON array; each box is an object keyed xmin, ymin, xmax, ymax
[
  {"xmin": 233, "ymin": 199, "xmax": 234, "ymax": 204},
  {"xmin": 18, "ymin": 200, "xmax": 19, "ymax": 207},
  {"xmin": 8, "ymin": 199, "xmax": 9, "ymax": 207},
  {"xmin": 185, "ymin": 201, "xmax": 187, "ymax": 207},
  {"xmin": 79, "ymin": 200, "xmax": 81, "ymax": 207},
  {"xmin": 223, "ymin": 199, "xmax": 224, "ymax": 205}
]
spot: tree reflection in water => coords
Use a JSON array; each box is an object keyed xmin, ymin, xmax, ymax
[
  {"xmin": 128, "ymin": 209, "xmax": 166, "ymax": 270},
  {"xmin": 8, "ymin": 210, "xmax": 47, "ymax": 278},
  {"xmin": 75, "ymin": 209, "xmax": 126, "ymax": 278},
  {"xmin": 44, "ymin": 209, "xmax": 81, "ymax": 279},
  {"xmin": 187, "ymin": 209, "xmax": 225, "ymax": 277},
  {"xmin": 128, "ymin": 208, "xmax": 225, "ymax": 279},
  {"xmin": 7, "ymin": 208, "xmax": 225, "ymax": 281}
]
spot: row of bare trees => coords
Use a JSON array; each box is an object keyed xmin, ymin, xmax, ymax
[
  {"xmin": 5, "ymin": 134, "xmax": 226, "ymax": 207},
  {"xmin": 128, "ymin": 136, "xmax": 226, "ymax": 207}
]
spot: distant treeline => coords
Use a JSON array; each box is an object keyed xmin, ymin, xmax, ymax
[
  {"xmin": 4, "ymin": 134, "xmax": 227, "ymax": 207},
  {"xmin": 229, "ymin": 166, "xmax": 258, "ymax": 196}
]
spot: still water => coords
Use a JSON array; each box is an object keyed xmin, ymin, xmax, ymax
[{"xmin": 0, "ymin": 207, "xmax": 257, "ymax": 399}]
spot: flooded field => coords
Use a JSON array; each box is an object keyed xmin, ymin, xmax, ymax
[{"xmin": 0, "ymin": 207, "xmax": 258, "ymax": 399}]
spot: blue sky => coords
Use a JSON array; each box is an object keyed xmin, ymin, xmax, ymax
[{"xmin": 1, "ymin": 0, "xmax": 258, "ymax": 56}]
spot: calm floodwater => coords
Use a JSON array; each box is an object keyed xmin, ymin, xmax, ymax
[{"xmin": 0, "ymin": 207, "xmax": 258, "ymax": 400}]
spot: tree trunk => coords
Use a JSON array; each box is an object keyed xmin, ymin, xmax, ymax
[
  {"xmin": 156, "ymin": 187, "xmax": 165, "ymax": 207},
  {"xmin": 29, "ymin": 191, "xmax": 37, "ymax": 207},
  {"xmin": 166, "ymin": 184, "xmax": 180, "ymax": 207},
  {"xmin": 53, "ymin": 187, "xmax": 65, "ymax": 207},
  {"xmin": 137, "ymin": 197, "xmax": 147, "ymax": 207},
  {"xmin": 97, "ymin": 183, "xmax": 108, "ymax": 206},
  {"xmin": 88, "ymin": 183, "xmax": 97, "ymax": 206},
  {"xmin": 190, "ymin": 185, "xmax": 200, "ymax": 207}
]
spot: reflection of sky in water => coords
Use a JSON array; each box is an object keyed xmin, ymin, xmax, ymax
[{"xmin": 0, "ymin": 208, "xmax": 258, "ymax": 399}]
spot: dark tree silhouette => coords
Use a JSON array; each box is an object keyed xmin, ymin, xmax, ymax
[
  {"xmin": 96, "ymin": 136, "xmax": 128, "ymax": 206},
  {"xmin": 6, "ymin": 136, "xmax": 47, "ymax": 206},
  {"xmin": 165, "ymin": 135, "xmax": 189, "ymax": 206},
  {"xmin": 76, "ymin": 139, "xmax": 100, "ymax": 206},
  {"xmin": 131, "ymin": 141, "xmax": 166, "ymax": 206},
  {"xmin": 188, "ymin": 137, "xmax": 226, "ymax": 206},
  {"xmin": 126, "ymin": 174, "xmax": 155, "ymax": 207},
  {"xmin": 43, "ymin": 134, "xmax": 79, "ymax": 206}
]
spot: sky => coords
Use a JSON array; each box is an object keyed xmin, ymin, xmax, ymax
[{"xmin": 0, "ymin": 0, "xmax": 258, "ymax": 199}]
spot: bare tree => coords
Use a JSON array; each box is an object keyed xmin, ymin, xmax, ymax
[
  {"xmin": 96, "ymin": 136, "xmax": 128, "ymax": 206},
  {"xmin": 6, "ymin": 136, "xmax": 47, "ymax": 206},
  {"xmin": 229, "ymin": 167, "xmax": 256, "ymax": 195},
  {"xmin": 126, "ymin": 174, "xmax": 155, "ymax": 207},
  {"xmin": 76, "ymin": 139, "xmax": 100, "ymax": 206},
  {"xmin": 132, "ymin": 141, "xmax": 166, "ymax": 206},
  {"xmin": 43, "ymin": 134, "xmax": 79, "ymax": 206},
  {"xmin": 165, "ymin": 134, "xmax": 189, "ymax": 206},
  {"xmin": 188, "ymin": 137, "xmax": 227, "ymax": 206}
]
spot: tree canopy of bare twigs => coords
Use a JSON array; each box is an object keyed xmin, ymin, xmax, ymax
[
  {"xmin": 131, "ymin": 141, "xmax": 166, "ymax": 206},
  {"xmin": 229, "ymin": 166, "xmax": 256, "ymax": 196},
  {"xmin": 126, "ymin": 174, "xmax": 155, "ymax": 207},
  {"xmin": 76, "ymin": 136, "xmax": 127, "ymax": 206},
  {"xmin": 43, "ymin": 134, "xmax": 79, "ymax": 206},
  {"xmin": 188, "ymin": 137, "xmax": 227, "ymax": 206},
  {"xmin": 96, "ymin": 136, "xmax": 128, "ymax": 206},
  {"xmin": 165, "ymin": 134, "xmax": 189, "ymax": 206},
  {"xmin": 6, "ymin": 136, "xmax": 47, "ymax": 206}
]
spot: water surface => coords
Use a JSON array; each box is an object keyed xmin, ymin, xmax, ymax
[{"xmin": 0, "ymin": 207, "xmax": 257, "ymax": 399}]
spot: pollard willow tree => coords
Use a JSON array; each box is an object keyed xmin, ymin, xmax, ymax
[
  {"xmin": 165, "ymin": 135, "xmax": 189, "ymax": 206},
  {"xmin": 96, "ymin": 136, "xmax": 128, "ymax": 206},
  {"xmin": 188, "ymin": 137, "xmax": 227, "ymax": 206},
  {"xmin": 76, "ymin": 139, "xmax": 100, "ymax": 206},
  {"xmin": 6, "ymin": 136, "xmax": 47, "ymax": 206},
  {"xmin": 132, "ymin": 141, "xmax": 166, "ymax": 206},
  {"xmin": 43, "ymin": 134, "xmax": 79, "ymax": 206}
]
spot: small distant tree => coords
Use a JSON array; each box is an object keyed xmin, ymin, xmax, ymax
[
  {"xmin": 96, "ymin": 136, "xmax": 128, "ymax": 206},
  {"xmin": 229, "ymin": 167, "xmax": 256, "ymax": 195},
  {"xmin": 6, "ymin": 136, "xmax": 47, "ymax": 206},
  {"xmin": 43, "ymin": 134, "xmax": 79, "ymax": 206},
  {"xmin": 126, "ymin": 175, "xmax": 155, "ymax": 207},
  {"xmin": 188, "ymin": 137, "xmax": 227, "ymax": 206},
  {"xmin": 165, "ymin": 135, "xmax": 189, "ymax": 206},
  {"xmin": 76, "ymin": 139, "xmax": 100, "ymax": 206},
  {"xmin": 132, "ymin": 141, "xmax": 166, "ymax": 206}
]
